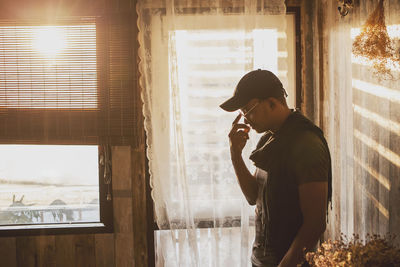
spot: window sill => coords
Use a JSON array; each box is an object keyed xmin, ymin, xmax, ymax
[{"xmin": 0, "ymin": 222, "xmax": 113, "ymax": 237}]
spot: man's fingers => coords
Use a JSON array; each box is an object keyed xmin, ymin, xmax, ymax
[
  {"xmin": 236, "ymin": 130, "xmax": 249, "ymax": 140},
  {"xmin": 231, "ymin": 123, "xmax": 250, "ymax": 131},
  {"xmin": 232, "ymin": 113, "xmax": 242, "ymax": 125},
  {"xmin": 229, "ymin": 123, "xmax": 250, "ymax": 137}
]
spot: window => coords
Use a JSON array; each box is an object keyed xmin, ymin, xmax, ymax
[
  {"xmin": 153, "ymin": 13, "xmax": 298, "ymax": 223},
  {"xmin": 0, "ymin": 144, "xmax": 113, "ymax": 235},
  {"xmin": 0, "ymin": 16, "xmax": 135, "ymax": 235},
  {"xmin": 0, "ymin": 145, "xmax": 105, "ymax": 229},
  {"xmin": 139, "ymin": 4, "xmax": 300, "ymax": 264}
]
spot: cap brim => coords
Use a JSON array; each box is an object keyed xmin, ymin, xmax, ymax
[{"xmin": 219, "ymin": 96, "xmax": 245, "ymax": 112}]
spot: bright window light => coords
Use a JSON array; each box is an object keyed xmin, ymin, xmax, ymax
[
  {"xmin": 170, "ymin": 29, "xmax": 283, "ymax": 211},
  {"xmin": 32, "ymin": 26, "xmax": 67, "ymax": 57},
  {"xmin": 0, "ymin": 145, "xmax": 100, "ymax": 226},
  {"xmin": 253, "ymin": 29, "xmax": 278, "ymax": 72},
  {"xmin": 0, "ymin": 24, "xmax": 98, "ymax": 109}
]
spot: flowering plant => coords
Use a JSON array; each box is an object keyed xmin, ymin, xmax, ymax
[{"xmin": 305, "ymin": 234, "xmax": 400, "ymax": 266}]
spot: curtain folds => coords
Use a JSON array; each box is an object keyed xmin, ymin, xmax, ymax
[
  {"xmin": 137, "ymin": 0, "xmax": 287, "ymax": 266},
  {"xmin": 317, "ymin": 0, "xmax": 400, "ymax": 243}
]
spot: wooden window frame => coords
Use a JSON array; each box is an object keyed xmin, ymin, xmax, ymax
[
  {"xmin": 0, "ymin": 16, "xmax": 125, "ymax": 236},
  {"xmin": 0, "ymin": 144, "xmax": 114, "ymax": 237}
]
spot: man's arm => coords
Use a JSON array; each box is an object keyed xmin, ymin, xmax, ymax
[
  {"xmin": 230, "ymin": 153, "xmax": 258, "ymax": 205},
  {"xmin": 278, "ymin": 182, "xmax": 328, "ymax": 267},
  {"xmin": 229, "ymin": 114, "xmax": 258, "ymax": 205}
]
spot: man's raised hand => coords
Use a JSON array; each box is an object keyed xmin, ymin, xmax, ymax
[{"xmin": 228, "ymin": 113, "xmax": 250, "ymax": 156}]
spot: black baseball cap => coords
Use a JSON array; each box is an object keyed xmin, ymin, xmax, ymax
[{"xmin": 219, "ymin": 69, "xmax": 287, "ymax": 112}]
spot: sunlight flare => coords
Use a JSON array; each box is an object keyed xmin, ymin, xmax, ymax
[{"xmin": 32, "ymin": 26, "xmax": 67, "ymax": 57}]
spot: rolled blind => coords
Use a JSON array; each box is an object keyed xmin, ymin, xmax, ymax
[
  {"xmin": 0, "ymin": 16, "xmax": 135, "ymax": 145},
  {"xmin": 102, "ymin": 15, "xmax": 136, "ymax": 145}
]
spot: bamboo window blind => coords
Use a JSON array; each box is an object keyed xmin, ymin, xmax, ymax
[{"xmin": 0, "ymin": 16, "xmax": 135, "ymax": 145}]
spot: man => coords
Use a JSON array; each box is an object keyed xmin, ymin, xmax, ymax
[{"xmin": 220, "ymin": 69, "xmax": 332, "ymax": 267}]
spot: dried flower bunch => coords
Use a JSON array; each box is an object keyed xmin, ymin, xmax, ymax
[
  {"xmin": 352, "ymin": 0, "xmax": 400, "ymax": 79},
  {"xmin": 305, "ymin": 233, "xmax": 400, "ymax": 267},
  {"xmin": 337, "ymin": 0, "xmax": 354, "ymax": 17}
]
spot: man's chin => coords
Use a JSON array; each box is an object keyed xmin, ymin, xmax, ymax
[{"xmin": 252, "ymin": 126, "xmax": 268, "ymax": 133}]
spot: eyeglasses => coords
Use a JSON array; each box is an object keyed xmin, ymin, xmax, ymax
[{"xmin": 240, "ymin": 101, "xmax": 259, "ymax": 118}]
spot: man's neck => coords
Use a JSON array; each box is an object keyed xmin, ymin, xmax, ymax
[{"xmin": 270, "ymin": 108, "xmax": 292, "ymax": 133}]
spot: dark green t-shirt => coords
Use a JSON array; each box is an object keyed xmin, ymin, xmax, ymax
[
  {"xmin": 290, "ymin": 131, "xmax": 330, "ymax": 185},
  {"xmin": 251, "ymin": 130, "xmax": 330, "ymax": 267}
]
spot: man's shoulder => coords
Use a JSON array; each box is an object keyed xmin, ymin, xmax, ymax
[
  {"xmin": 290, "ymin": 130, "xmax": 331, "ymax": 184},
  {"xmin": 291, "ymin": 130, "xmax": 329, "ymax": 159},
  {"xmin": 296, "ymin": 130, "xmax": 324, "ymax": 143}
]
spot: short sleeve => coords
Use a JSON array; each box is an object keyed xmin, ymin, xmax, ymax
[{"xmin": 290, "ymin": 131, "xmax": 330, "ymax": 185}]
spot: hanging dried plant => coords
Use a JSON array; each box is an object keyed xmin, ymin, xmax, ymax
[
  {"xmin": 352, "ymin": 0, "xmax": 400, "ymax": 79},
  {"xmin": 337, "ymin": 0, "xmax": 354, "ymax": 17}
]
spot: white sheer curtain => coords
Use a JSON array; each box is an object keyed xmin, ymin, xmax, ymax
[
  {"xmin": 137, "ymin": 1, "xmax": 289, "ymax": 266},
  {"xmin": 317, "ymin": 0, "xmax": 400, "ymax": 243}
]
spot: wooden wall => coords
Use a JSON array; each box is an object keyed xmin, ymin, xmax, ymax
[
  {"xmin": 0, "ymin": 1, "xmax": 150, "ymax": 266},
  {"xmin": 0, "ymin": 145, "xmax": 149, "ymax": 267}
]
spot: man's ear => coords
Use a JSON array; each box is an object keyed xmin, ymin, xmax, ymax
[{"xmin": 268, "ymin": 98, "xmax": 276, "ymax": 109}]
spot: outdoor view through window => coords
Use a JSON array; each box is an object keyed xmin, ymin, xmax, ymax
[{"xmin": 0, "ymin": 145, "xmax": 100, "ymax": 227}]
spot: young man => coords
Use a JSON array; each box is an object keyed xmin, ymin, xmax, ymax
[{"xmin": 220, "ymin": 69, "xmax": 332, "ymax": 267}]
